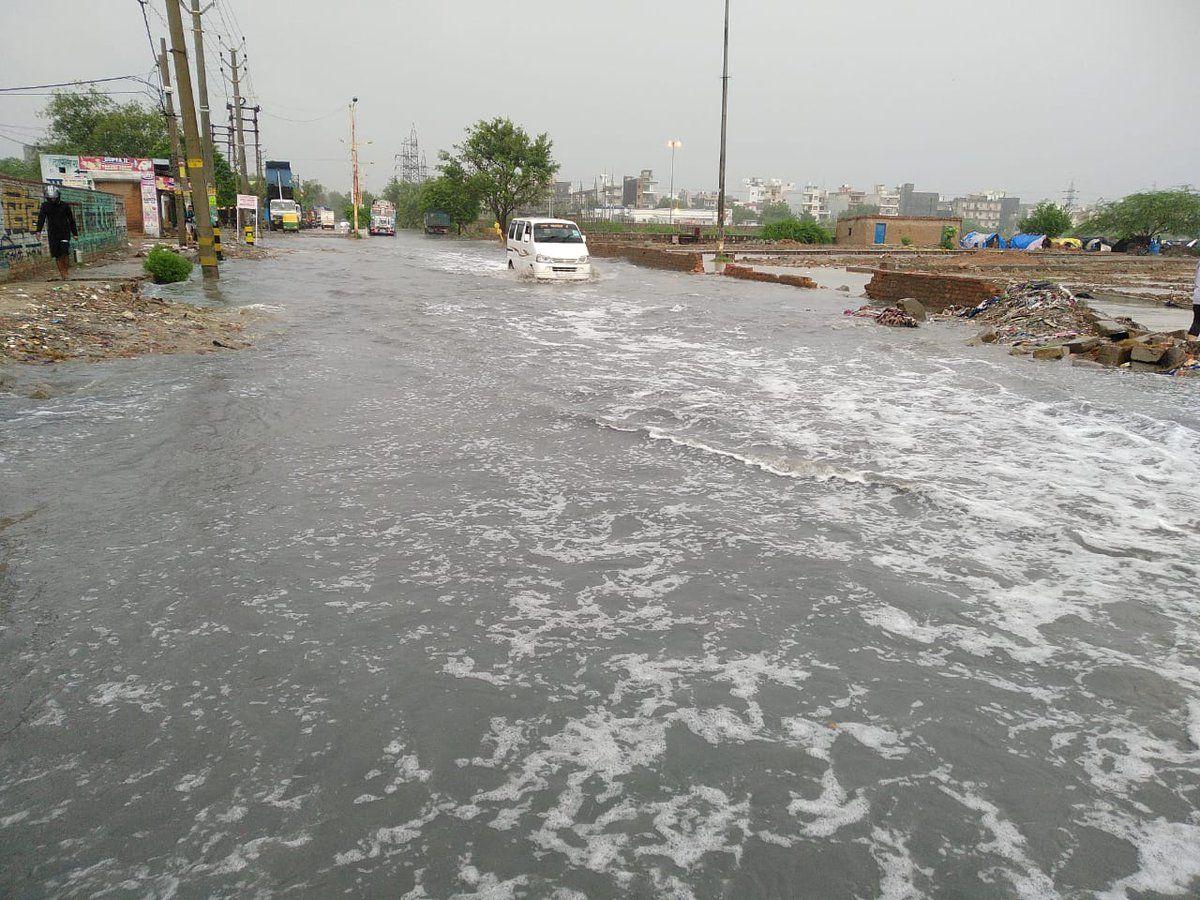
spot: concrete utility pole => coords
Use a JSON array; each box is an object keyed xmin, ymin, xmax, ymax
[
  {"xmin": 349, "ymin": 97, "xmax": 360, "ymax": 235},
  {"xmin": 251, "ymin": 105, "xmax": 263, "ymax": 183},
  {"xmin": 715, "ymin": 0, "xmax": 731, "ymax": 255},
  {"xmin": 164, "ymin": 0, "xmax": 218, "ymax": 278},
  {"xmin": 190, "ymin": 0, "xmax": 222, "ymax": 259},
  {"xmin": 666, "ymin": 139, "xmax": 682, "ymax": 226},
  {"xmin": 229, "ymin": 47, "xmax": 250, "ymax": 193},
  {"xmin": 159, "ymin": 39, "xmax": 189, "ymax": 248}
]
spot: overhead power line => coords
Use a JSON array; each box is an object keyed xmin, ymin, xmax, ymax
[{"xmin": 0, "ymin": 75, "xmax": 150, "ymax": 93}]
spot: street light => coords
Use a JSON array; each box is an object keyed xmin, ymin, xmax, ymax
[
  {"xmin": 666, "ymin": 140, "xmax": 682, "ymax": 226},
  {"xmin": 716, "ymin": 0, "xmax": 730, "ymax": 256}
]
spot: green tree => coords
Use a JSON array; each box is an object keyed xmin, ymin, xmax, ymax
[
  {"xmin": 328, "ymin": 191, "xmax": 349, "ymax": 220},
  {"xmin": 655, "ymin": 196, "xmax": 674, "ymax": 209},
  {"xmin": 731, "ymin": 205, "xmax": 757, "ymax": 225},
  {"xmin": 419, "ymin": 162, "xmax": 482, "ymax": 233},
  {"xmin": 761, "ymin": 219, "xmax": 832, "ymax": 243},
  {"xmin": 1018, "ymin": 201, "xmax": 1072, "ymax": 238},
  {"xmin": 441, "ymin": 117, "xmax": 558, "ymax": 236},
  {"xmin": 1077, "ymin": 189, "xmax": 1200, "ymax": 241},
  {"xmin": 211, "ymin": 151, "xmax": 238, "ymax": 207},
  {"xmin": 295, "ymin": 178, "xmax": 327, "ymax": 209},
  {"xmin": 381, "ymin": 178, "xmax": 425, "ymax": 229},
  {"xmin": 42, "ymin": 89, "xmax": 168, "ymax": 158},
  {"xmin": 0, "ymin": 156, "xmax": 38, "ymax": 180},
  {"xmin": 939, "ymin": 225, "xmax": 957, "ymax": 250},
  {"xmin": 843, "ymin": 203, "xmax": 881, "ymax": 219},
  {"xmin": 761, "ymin": 201, "xmax": 794, "ymax": 225}
]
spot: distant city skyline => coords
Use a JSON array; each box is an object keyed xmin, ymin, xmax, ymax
[{"xmin": 2, "ymin": 1, "xmax": 1197, "ymax": 204}]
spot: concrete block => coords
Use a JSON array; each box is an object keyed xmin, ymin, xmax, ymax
[
  {"xmin": 1096, "ymin": 343, "xmax": 1131, "ymax": 367},
  {"xmin": 898, "ymin": 298, "xmax": 927, "ymax": 322},
  {"xmin": 1130, "ymin": 344, "xmax": 1167, "ymax": 364},
  {"xmin": 1032, "ymin": 345, "xmax": 1068, "ymax": 361},
  {"xmin": 1094, "ymin": 320, "xmax": 1129, "ymax": 340},
  {"xmin": 1065, "ymin": 337, "xmax": 1101, "ymax": 354}
]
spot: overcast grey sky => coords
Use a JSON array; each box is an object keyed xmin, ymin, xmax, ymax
[{"xmin": 3, "ymin": 0, "xmax": 1198, "ymax": 204}]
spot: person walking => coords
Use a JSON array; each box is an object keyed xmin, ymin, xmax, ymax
[
  {"xmin": 35, "ymin": 185, "xmax": 78, "ymax": 280},
  {"xmin": 1190, "ymin": 257, "xmax": 1200, "ymax": 339}
]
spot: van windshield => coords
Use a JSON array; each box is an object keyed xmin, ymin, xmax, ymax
[{"xmin": 534, "ymin": 223, "xmax": 583, "ymax": 243}]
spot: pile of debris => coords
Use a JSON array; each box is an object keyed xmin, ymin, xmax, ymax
[
  {"xmin": 846, "ymin": 297, "xmax": 924, "ymax": 328},
  {"xmin": 0, "ymin": 278, "xmax": 254, "ymax": 365},
  {"xmin": 956, "ymin": 281, "xmax": 1199, "ymax": 376}
]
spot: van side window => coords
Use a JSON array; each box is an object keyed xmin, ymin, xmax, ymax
[
  {"xmin": 522, "ymin": 222, "xmax": 531, "ymax": 241},
  {"xmin": 508, "ymin": 221, "xmax": 516, "ymax": 240}
]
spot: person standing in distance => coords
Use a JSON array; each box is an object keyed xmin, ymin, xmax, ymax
[
  {"xmin": 35, "ymin": 185, "xmax": 78, "ymax": 280},
  {"xmin": 1190, "ymin": 256, "xmax": 1200, "ymax": 339}
]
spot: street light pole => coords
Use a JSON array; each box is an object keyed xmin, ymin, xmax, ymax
[
  {"xmin": 715, "ymin": 0, "xmax": 730, "ymax": 256},
  {"xmin": 349, "ymin": 98, "xmax": 360, "ymax": 235},
  {"xmin": 666, "ymin": 139, "xmax": 682, "ymax": 226}
]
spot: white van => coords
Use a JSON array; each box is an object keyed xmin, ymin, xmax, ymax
[{"xmin": 506, "ymin": 217, "xmax": 592, "ymax": 280}]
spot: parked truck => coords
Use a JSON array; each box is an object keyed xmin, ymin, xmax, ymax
[
  {"xmin": 264, "ymin": 161, "xmax": 294, "ymax": 200},
  {"xmin": 319, "ymin": 207, "xmax": 335, "ymax": 230},
  {"xmin": 369, "ymin": 200, "xmax": 396, "ymax": 236},
  {"xmin": 423, "ymin": 210, "xmax": 451, "ymax": 235}
]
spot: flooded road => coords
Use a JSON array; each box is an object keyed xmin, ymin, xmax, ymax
[{"xmin": 3, "ymin": 232, "xmax": 1199, "ymax": 898}]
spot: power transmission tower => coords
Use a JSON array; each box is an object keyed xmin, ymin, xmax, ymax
[
  {"xmin": 350, "ymin": 98, "xmax": 361, "ymax": 234},
  {"xmin": 1063, "ymin": 180, "xmax": 1078, "ymax": 212},
  {"xmin": 189, "ymin": 0, "xmax": 221, "ymax": 259},
  {"xmin": 164, "ymin": 0, "xmax": 218, "ymax": 278},
  {"xmin": 251, "ymin": 105, "xmax": 263, "ymax": 183},
  {"xmin": 228, "ymin": 47, "xmax": 250, "ymax": 193},
  {"xmin": 394, "ymin": 124, "xmax": 427, "ymax": 184},
  {"xmin": 158, "ymin": 38, "xmax": 189, "ymax": 247}
]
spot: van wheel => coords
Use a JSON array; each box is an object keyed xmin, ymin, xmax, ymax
[{"xmin": 508, "ymin": 260, "xmax": 514, "ymax": 269}]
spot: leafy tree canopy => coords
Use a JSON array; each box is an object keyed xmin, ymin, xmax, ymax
[
  {"xmin": 843, "ymin": 203, "xmax": 880, "ymax": 219},
  {"xmin": 761, "ymin": 219, "xmax": 832, "ymax": 243},
  {"xmin": 441, "ymin": 117, "xmax": 558, "ymax": 234},
  {"xmin": 0, "ymin": 156, "xmax": 39, "ymax": 180},
  {"xmin": 211, "ymin": 151, "xmax": 238, "ymax": 207},
  {"xmin": 761, "ymin": 201, "xmax": 794, "ymax": 226},
  {"xmin": 419, "ymin": 161, "xmax": 483, "ymax": 233},
  {"xmin": 42, "ymin": 89, "xmax": 169, "ymax": 159},
  {"xmin": 1018, "ymin": 201, "xmax": 1072, "ymax": 238},
  {"xmin": 380, "ymin": 179, "xmax": 425, "ymax": 229},
  {"xmin": 1077, "ymin": 190, "xmax": 1200, "ymax": 240},
  {"xmin": 731, "ymin": 205, "xmax": 757, "ymax": 225},
  {"xmin": 295, "ymin": 178, "xmax": 327, "ymax": 209}
]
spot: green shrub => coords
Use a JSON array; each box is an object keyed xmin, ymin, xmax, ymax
[
  {"xmin": 901, "ymin": 236, "xmax": 913, "ymax": 247},
  {"xmin": 939, "ymin": 226, "xmax": 957, "ymax": 250},
  {"xmin": 761, "ymin": 218, "xmax": 832, "ymax": 244},
  {"xmin": 144, "ymin": 245, "xmax": 193, "ymax": 284}
]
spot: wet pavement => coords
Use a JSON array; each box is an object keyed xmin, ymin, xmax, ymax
[{"xmin": 2, "ymin": 232, "xmax": 1199, "ymax": 898}]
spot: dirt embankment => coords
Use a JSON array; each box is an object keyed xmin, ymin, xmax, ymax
[{"xmin": 0, "ymin": 278, "xmax": 256, "ymax": 365}]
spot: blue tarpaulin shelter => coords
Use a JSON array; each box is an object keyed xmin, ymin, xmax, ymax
[
  {"xmin": 1008, "ymin": 234, "xmax": 1047, "ymax": 251},
  {"xmin": 959, "ymin": 231, "xmax": 1005, "ymax": 249}
]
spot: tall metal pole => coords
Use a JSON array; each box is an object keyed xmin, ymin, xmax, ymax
[
  {"xmin": 252, "ymin": 105, "xmax": 263, "ymax": 184},
  {"xmin": 715, "ymin": 0, "xmax": 730, "ymax": 255},
  {"xmin": 229, "ymin": 48, "xmax": 250, "ymax": 193},
  {"xmin": 190, "ymin": 0, "xmax": 222, "ymax": 260},
  {"xmin": 164, "ymin": 0, "xmax": 218, "ymax": 278},
  {"xmin": 667, "ymin": 139, "xmax": 682, "ymax": 226},
  {"xmin": 350, "ymin": 98, "xmax": 360, "ymax": 235},
  {"xmin": 158, "ymin": 39, "xmax": 189, "ymax": 248}
]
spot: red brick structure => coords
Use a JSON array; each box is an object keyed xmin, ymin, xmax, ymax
[
  {"xmin": 865, "ymin": 270, "xmax": 1000, "ymax": 311},
  {"xmin": 722, "ymin": 264, "xmax": 817, "ymax": 289},
  {"xmin": 836, "ymin": 215, "xmax": 961, "ymax": 248},
  {"xmin": 588, "ymin": 242, "xmax": 704, "ymax": 273}
]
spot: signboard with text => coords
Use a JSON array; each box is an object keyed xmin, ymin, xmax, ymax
[{"xmin": 236, "ymin": 194, "xmax": 258, "ymax": 210}]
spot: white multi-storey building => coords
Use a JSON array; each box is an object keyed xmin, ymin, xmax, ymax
[{"xmin": 743, "ymin": 177, "xmax": 796, "ymax": 209}]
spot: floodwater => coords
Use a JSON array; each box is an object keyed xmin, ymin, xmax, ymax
[{"xmin": 2, "ymin": 232, "xmax": 1199, "ymax": 898}]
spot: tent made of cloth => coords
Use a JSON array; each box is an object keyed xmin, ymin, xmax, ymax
[
  {"xmin": 959, "ymin": 231, "xmax": 1006, "ymax": 249},
  {"xmin": 1049, "ymin": 237, "xmax": 1083, "ymax": 250},
  {"xmin": 1009, "ymin": 233, "xmax": 1047, "ymax": 251}
]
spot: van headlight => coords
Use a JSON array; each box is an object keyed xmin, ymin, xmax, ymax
[
  {"xmin": 578, "ymin": 255, "xmax": 589, "ymax": 263},
  {"xmin": 536, "ymin": 254, "xmax": 549, "ymax": 263}
]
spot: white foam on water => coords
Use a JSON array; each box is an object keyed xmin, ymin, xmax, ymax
[{"xmin": 1095, "ymin": 818, "xmax": 1200, "ymax": 899}]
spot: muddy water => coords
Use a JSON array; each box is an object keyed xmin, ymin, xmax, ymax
[{"xmin": 2, "ymin": 233, "xmax": 1199, "ymax": 898}]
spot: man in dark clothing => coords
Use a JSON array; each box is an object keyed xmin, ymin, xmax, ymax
[{"xmin": 35, "ymin": 185, "xmax": 79, "ymax": 280}]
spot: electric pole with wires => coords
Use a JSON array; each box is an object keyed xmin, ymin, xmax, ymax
[
  {"xmin": 190, "ymin": 0, "xmax": 223, "ymax": 259},
  {"xmin": 228, "ymin": 47, "xmax": 250, "ymax": 193},
  {"xmin": 164, "ymin": 0, "xmax": 219, "ymax": 278},
  {"xmin": 158, "ymin": 38, "xmax": 189, "ymax": 248}
]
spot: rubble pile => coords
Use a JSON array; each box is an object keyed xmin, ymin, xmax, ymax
[
  {"xmin": 845, "ymin": 303, "xmax": 920, "ymax": 328},
  {"xmin": 956, "ymin": 281, "xmax": 1199, "ymax": 376},
  {"xmin": 1, "ymin": 279, "xmax": 253, "ymax": 365}
]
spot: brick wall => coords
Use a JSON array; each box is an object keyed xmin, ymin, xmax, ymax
[
  {"xmin": 864, "ymin": 269, "xmax": 1000, "ymax": 311},
  {"xmin": 723, "ymin": 264, "xmax": 817, "ymax": 289},
  {"xmin": 836, "ymin": 216, "xmax": 961, "ymax": 248},
  {"xmin": 589, "ymin": 241, "xmax": 704, "ymax": 273},
  {"xmin": 1, "ymin": 176, "xmax": 127, "ymax": 282}
]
